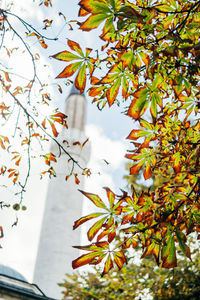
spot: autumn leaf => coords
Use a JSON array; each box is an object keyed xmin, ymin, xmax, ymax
[
  {"xmin": 87, "ymin": 216, "xmax": 107, "ymax": 241},
  {"xmin": 161, "ymin": 236, "xmax": 177, "ymax": 269},
  {"xmin": 79, "ymin": 190, "xmax": 107, "ymax": 209},
  {"xmin": 127, "ymin": 88, "xmax": 149, "ymax": 119},
  {"xmin": 175, "ymin": 229, "xmax": 191, "ymax": 259},
  {"xmin": 102, "ymin": 254, "xmax": 113, "ymax": 275},
  {"xmin": 113, "ymin": 250, "xmax": 127, "ymax": 269},
  {"xmin": 73, "ymin": 212, "xmax": 106, "ymax": 229},
  {"xmin": 56, "ymin": 62, "xmax": 82, "ymax": 79},
  {"xmin": 75, "ymin": 64, "xmax": 87, "ymax": 93}
]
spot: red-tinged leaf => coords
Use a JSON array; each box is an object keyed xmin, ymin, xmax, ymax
[
  {"xmin": 41, "ymin": 119, "xmax": 46, "ymax": 129},
  {"xmin": 73, "ymin": 212, "xmax": 106, "ymax": 229},
  {"xmin": 161, "ymin": 236, "xmax": 177, "ymax": 269},
  {"xmin": 72, "ymin": 251, "xmax": 99, "ymax": 269},
  {"xmin": 130, "ymin": 162, "xmax": 143, "ymax": 175},
  {"xmin": 141, "ymin": 243, "xmax": 155, "ymax": 258},
  {"xmin": 79, "ymin": 6, "xmax": 90, "ymax": 16},
  {"xmin": 106, "ymin": 77, "xmax": 121, "ymax": 106},
  {"xmin": 143, "ymin": 162, "xmax": 151, "ymax": 180},
  {"xmin": 172, "ymin": 152, "xmax": 181, "ymax": 173},
  {"xmin": 4, "ymin": 71, "xmax": 11, "ymax": 82},
  {"xmin": 79, "ymin": 0, "xmax": 110, "ymax": 14},
  {"xmin": 13, "ymin": 174, "xmax": 19, "ymax": 184},
  {"xmin": 89, "ymin": 86, "xmax": 104, "ymax": 97},
  {"xmin": 87, "ymin": 216, "xmax": 107, "ymax": 241},
  {"xmin": 68, "ymin": 39, "xmax": 83, "ymax": 56},
  {"xmin": 0, "ymin": 139, "xmax": 5, "ymax": 149},
  {"xmin": 51, "ymin": 51, "xmax": 81, "ymax": 62},
  {"xmin": 74, "ymin": 173, "xmax": 80, "ymax": 185},
  {"xmin": 104, "ymin": 187, "xmax": 115, "ymax": 208},
  {"xmin": 127, "ymin": 129, "xmax": 150, "ymax": 140},
  {"xmin": 56, "ymin": 62, "xmax": 82, "ymax": 79},
  {"xmin": 89, "ymin": 253, "xmax": 106, "ymax": 265},
  {"xmin": 65, "ymin": 174, "xmax": 71, "ymax": 181},
  {"xmin": 123, "ymin": 238, "xmax": 138, "ymax": 249},
  {"xmin": 15, "ymin": 158, "xmax": 21, "ymax": 166},
  {"xmin": 102, "ymin": 255, "xmax": 113, "ymax": 275},
  {"xmin": 80, "ymin": 13, "xmax": 107, "ymax": 31},
  {"xmin": 175, "ymin": 229, "xmax": 191, "ymax": 259},
  {"xmin": 108, "ymin": 230, "xmax": 116, "ymax": 243},
  {"xmin": 0, "ymin": 226, "xmax": 3, "ymax": 238},
  {"xmin": 127, "ymin": 88, "xmax": 149, "ymax": 119},
  {"xmin": 91, "ymin": 76, "xmax": 100, "ymax": 85},
  {"xmin": 49, "ymin": 121, "xmax": 58, "ymax": 137},
  {"xmin": 79, "ymin": 190, "xmax": 107, "ymax": 209},
  {"xmin": 8, "ymin": 171, "xmax": 16, "ymax": 178},
  {"xmin": 86, "ymin": 47, "xmax": 92, "ymax": 57},
  {"xmin": 75, "ymin": 64, "xmax": 86, "ymax": 94},
  {"xmin": 73, "ymin": 241, "xmax": 109, "ymax": 251},
  {"xmin": 113, "ymin": 251, "xmax": 126, "ymax": 269},
  {"xmin": 48, "ymin": 153, "xmax": 57, "ymax": 162},
  {"xmin": 40, "ymin": 41, "xmax": 48, "ymax": 49},
  {"xmin": 97, "ymin": 229, "xmax": 109, "ymax": 242}
]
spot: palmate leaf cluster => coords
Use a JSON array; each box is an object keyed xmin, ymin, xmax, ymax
[
  {"xmin": 60, "ymin": 246, "xmax": 200, "ymax": 300},
  {"xmin": 52, "ymin": 0, "xmax": 200, "ymax": 273}
]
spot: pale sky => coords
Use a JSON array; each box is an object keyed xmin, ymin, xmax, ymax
[{"xmin": 0, "ymin": 0, "xmax": 133, "ymax": 282}]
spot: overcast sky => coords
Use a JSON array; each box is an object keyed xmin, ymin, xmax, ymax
[{"xmin": 0, "ymin": 0, "xmax": 133, "ymax": 282}]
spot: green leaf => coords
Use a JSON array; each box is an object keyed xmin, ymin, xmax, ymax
[
  {"xmin": 52, "ymin": 51, "xmax": 81, "ymax": 62},
  {"xmin": 87, "ymin": 216, "xmax": 108, "ymax": 241},
  {"xmin": 102, "ymin": 254, "xmax": 113, "ymax": 275},
  {"xmin": 80, "ymin": 13, "xmax": 107, "ymax": 31},
  {"xmin": 161, "ymin": 236, "xmax": 177, "ymax": 269},
  {"xmin": 75, "ymin": 63, "xmax": 87, "ymax": 93},
  {"xmin": 106, "ymin": 77, "xmax": 121, "ymax": 106},
  {"xmin": 104, "ymin": 187, "xmax": 115, "ymax": 209},
  {"xmin": 175, "ymin": 229, "xmax": 191, "ymax": 259},
  {"xmin": 73, "ymin": 212, "xmax": 106, "ymax": 229},
  {"xmin": 56, "ymin": 62, "xmax": 82, "ymax": 78},
  {"xmin": 79, "ymin": 190, "xmax": 107, "ymax": 209},
  {"xmin": 150, "ymin": 93, "xmax": 157, "ymax": 118}
]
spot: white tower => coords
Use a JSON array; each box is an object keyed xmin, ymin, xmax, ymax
[{"xmin": 34, "ymin": 85, "xmax": 91, "ymax": 299}]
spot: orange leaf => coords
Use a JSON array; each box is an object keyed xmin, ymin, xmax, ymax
[
  {"xmin": 49, "ymin": 121, "xmax": 58, "ymax": 137},
  {"xmin": 56, "ymin": 62, "xmax": 82, "ymax": 79},
  {"xmin": 102, "ymin": 255, "xmax": 113, "ymax": 275},
  {"xmin": 72, "ymin": 251, "xmax": 99, "ymax": 269},
  {"xmin": 143, "ymin": 163, "xmax": 151, "ymax": 180},
  {"xmin": 4, "ymin": 71, "xmax": 11, "ymax": 82},
  {"xmin": 113, "ymin": 251, "xmax": 126, "ymax": 269},
  {"xmin": 41, "ymin": 119, "xmax": 46, "ymax": 129},
  {"xmin": 130, "ymin": 162, "xmax": 143, "ymax": 175},
  {"xmin": 73, "ymin": 212, "xmax": 106, "ymax": 230},
  {"xmin": 75, "ymin": 64, "xmax": 86, "ymax": 94},
  {"xmin": 68, "ymin": 39, "xmax": 83, "ymax": 56},
  {"xmin": 74, "ymin": 173, "xmax": 80, "ymax": 185}
]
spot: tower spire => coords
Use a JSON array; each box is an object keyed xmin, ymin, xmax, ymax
[
  {"xmin": 34, "ymin": 85, "xmax": 91, "ymax": 299},
  {"xmin": 65, "ymin": 83, "xmax": 86, "ymax": 131}
]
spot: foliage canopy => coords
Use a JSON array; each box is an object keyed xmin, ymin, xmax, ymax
[
  {"xmin": 52, "ymin": 0, "xmax": 200, "ymax": 273},
  {"xmin": 61, "ymin": 246, "xmax": 200, "ymax": 299}
]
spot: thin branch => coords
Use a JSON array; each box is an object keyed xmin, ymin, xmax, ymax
[
  {"xmin": 4, "ymin": 10, "xmax": 58, "ymax": 42},
  {"xmin": 18, "ymin": 114, "xmax": 31, "ymax": 204},
  {"xmin": 3, "ymin": 13, "xmax": 42, "ymax": 103},
  {"xmin": 0, "ymin": 79, "xmax": 84, "ymax": 172},
  {"xmin": 0, "ymin": 23, "xmax": 6, "ymax": 50}
]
